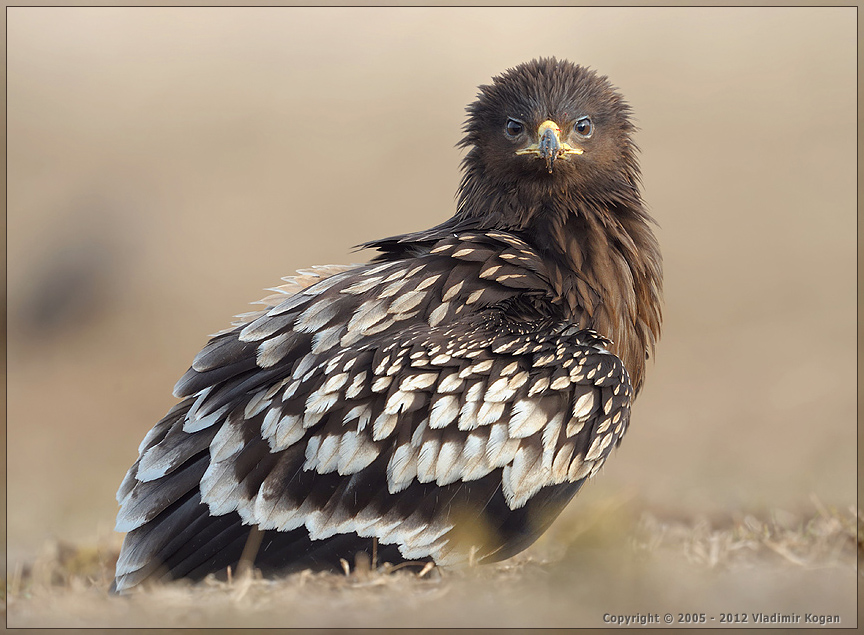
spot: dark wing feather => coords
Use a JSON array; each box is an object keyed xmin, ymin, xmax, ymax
[{"xmin": 114, "ymin": 232, "xmax": 633, "ymax": 592}]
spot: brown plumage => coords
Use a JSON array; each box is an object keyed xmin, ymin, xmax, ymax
[{"xmin": 112, "ymin": 58, "xmax": 662, "ymax": 593}]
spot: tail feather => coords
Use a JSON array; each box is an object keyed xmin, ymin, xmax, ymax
[
  {"xmin": 113, "ymin": 490, "xmax": 209, "ymax": 592},
  {"xmin": 170, "ymin": 519, "xmax": 252, "ymax": 581}
]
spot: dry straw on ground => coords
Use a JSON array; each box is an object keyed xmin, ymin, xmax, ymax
[{"xmin": 5, "ymin": 502, "xmax": 859, "ymax": 628}]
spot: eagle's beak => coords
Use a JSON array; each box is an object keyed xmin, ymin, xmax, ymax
[{"xmin": 515, "ymin": 120, "xmax": 583, "ymax": 173}]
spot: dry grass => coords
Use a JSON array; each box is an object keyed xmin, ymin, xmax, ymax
[
  {"xmin": 633, "ymin": 502, "xmax": 860, "ymax": 571},
  {"xmin": 5, "ymin": 503, "xmax": 859, "ymax": 628}
]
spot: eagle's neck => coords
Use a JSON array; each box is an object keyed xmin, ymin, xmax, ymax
[
  {"xmin": 533, "ymin": 197, "xmax": 662, "ymax": 391},
  {"xmin": 457, "ymin": 171, "xmax": 662, "ymax": 391}
]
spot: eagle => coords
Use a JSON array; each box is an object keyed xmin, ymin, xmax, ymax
[{"xmin": 112, "ymin": 57, "xmax": 663, "ymax": 593}]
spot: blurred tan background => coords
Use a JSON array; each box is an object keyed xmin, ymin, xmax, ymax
[{"xmin": 6, "ymin": 4, "xmax": 856, "ymax": 615}]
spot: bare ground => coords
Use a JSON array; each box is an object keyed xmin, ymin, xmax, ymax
[{"xmin": 5, "ymin": 503, "xmax": 859, "ymax": 629}]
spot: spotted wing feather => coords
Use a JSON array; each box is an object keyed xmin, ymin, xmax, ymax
[{"xmin": 114, "ymin": 232, "xmax": 632, "ymax": 592}]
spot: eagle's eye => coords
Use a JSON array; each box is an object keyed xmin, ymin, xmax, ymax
[
  {"xmin": 574, "ymin": 116, "xmax": 593, "ymax": 138},
  {"xmin": 505, "ymin": 118, "xmax": 524, "ymax": 137}
]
